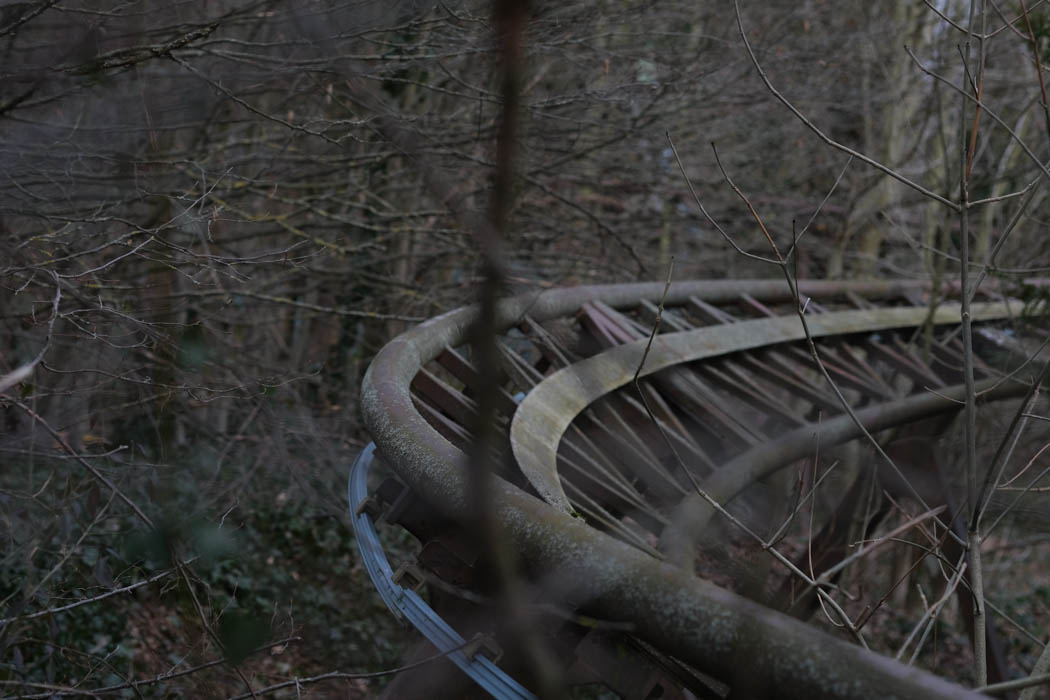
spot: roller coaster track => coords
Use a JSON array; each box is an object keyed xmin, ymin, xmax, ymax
[{"xmin": 356, "ymin": 279, "xmax": 1046, "ymax": 700}]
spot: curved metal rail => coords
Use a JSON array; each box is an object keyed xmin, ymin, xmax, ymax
[
  {"xmin": 360, "ymin": 279, "xmax": 1032, "ymax": 699},
  {"xmin": 349, "ymin": 443, "xmax": 536, "ymax": 700},
  {"xmin": 510, "ymin": 300, "xmax": 1022, "ymax": 514}
]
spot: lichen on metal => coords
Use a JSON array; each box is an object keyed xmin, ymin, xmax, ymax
[{"xmin": 359, "ymin": 279, "xmax": 1000, "ymax": 700}]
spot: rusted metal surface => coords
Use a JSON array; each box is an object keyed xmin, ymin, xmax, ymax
[
  {"xmin": 358, "ymin": 279, "xmax": 1030, "ymax": 700},
  {"xmin": 510, "ymin": 300, "xmax": 1022, "ymax": 514},
  {"xmin": 657, "ymin": 375, "xmax": 1026, "ymax": 564}
]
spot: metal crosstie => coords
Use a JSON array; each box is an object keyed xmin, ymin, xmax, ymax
[{"xmin": 353, "ymin": 278, "xmax": 1047, "ymax": 700}]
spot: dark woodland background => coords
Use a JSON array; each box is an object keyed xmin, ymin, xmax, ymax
[{"xmin": 3, "ymin": 0, "xmax": 1050, "ymax": 696}]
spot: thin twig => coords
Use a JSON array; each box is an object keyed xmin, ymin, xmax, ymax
[
  {"xmin": 666, "ymin": 132, "xmax": 781, "ymax": 265},
  {"xmin": 0, "ymin": 565, "xmax": 185, "ymax": 626},
  {"xmin": 711, "ymin": 142, "xmax": 783, "ymax": 261},
  {"xmin": 8, "ymin": 636, "xmax": 301, "ymax": 698},
  {"xmin": 8, "ymin": 399, "xmax": 154, "ymax": 527},
  {"xmin": 981, "ymin": 673, "xmax": 1050, "ymax": 696},
  {"xmin": 733, "ymin": 1, "xmax": 960, "ymax": 210},
  {"xmin": 0, "ymin": 272, "xmax": 60, "ymax": 394},
  {"xmin": 224, "ymin": 636, "xmax": 485, "ymax": 699}
]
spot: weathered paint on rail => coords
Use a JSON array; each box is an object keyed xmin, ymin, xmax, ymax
[{"xmin": 360, "ymin": 280, "xmax": 996, "ymax": 700}]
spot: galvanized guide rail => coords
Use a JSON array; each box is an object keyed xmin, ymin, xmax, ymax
[
  {"xmin": 358, "ymin": 279, "xmax": 1041, "ymax": 699},
  {"xmin": 348, "ymin": 443, "xmax": 536, "ymax": 700}
]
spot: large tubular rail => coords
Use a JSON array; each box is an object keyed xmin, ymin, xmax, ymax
[{"xmin": 360, "ymin": 279, "xmax": 1029, "ymax": 700}]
